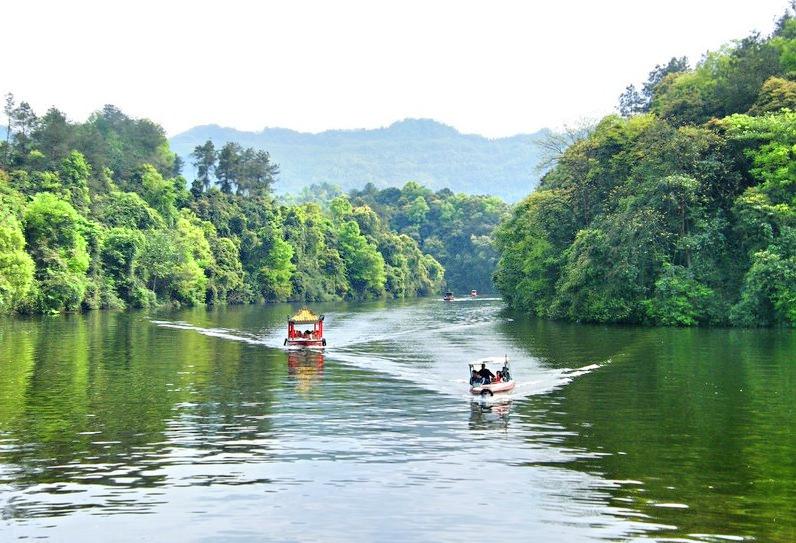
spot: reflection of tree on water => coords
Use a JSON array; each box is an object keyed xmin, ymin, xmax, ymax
[
  {"xmin": 468, "ymin": 400, "xmax": 512, "ymax": 431},
  {"xmin": 287, "ymin": 350, "xmax": 325, "ymax": 394}
]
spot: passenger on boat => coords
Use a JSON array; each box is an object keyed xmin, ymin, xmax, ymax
[
  {"xmin": 478, "ymin": 363, "xmax": 495, "ymax": 383},
  {"xmin": 501, "ymin": 365, "xmax": 511, "ymax": 381},
  {"xmin": 470, "ymin": 370, "xmax": 483, "ymax": 386},
  {"xmin": 494, "ymin": 371, "xmax": 503, "ymax": 383}
]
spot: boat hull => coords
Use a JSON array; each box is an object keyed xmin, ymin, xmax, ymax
[
  {"xmin": 470, "ymin": 380, "xmax": 515, "ymax": 395},
  {"xmin": 285, "ymin": 339, "xmax": 326, "ymax": 349}
]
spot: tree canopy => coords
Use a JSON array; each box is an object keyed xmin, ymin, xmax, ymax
[
  {"xmin": 495, "ymin": 11, "xmax": 796, "ymax": 327},
  {"xmin": 0, "ymin": 102, "xmax": 445, "ymax": 313}
]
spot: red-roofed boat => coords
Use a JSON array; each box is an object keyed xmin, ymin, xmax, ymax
[{"xmin": 284, "ymin": 308, "xmax": 326, "ymax": 349}]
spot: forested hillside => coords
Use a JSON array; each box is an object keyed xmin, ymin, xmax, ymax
[
  {"xmin": 0, "ymin": 102, "xmax": 444, "ymax": 314},
  {"xmin": 170, "ymin": 119, "xmax": 545, "ymax": 202},
  {"xmin": 349, "ymin": 183, "xmax": 509, "ymax": 293},
  {"xmin": 495, "ymin": 12, "xmax": 796, "ymax": 327}
]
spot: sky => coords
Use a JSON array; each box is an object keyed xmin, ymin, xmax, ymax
[{"xmin": 1, "ymin": 0, "xmax": 791, "ymax": 137}]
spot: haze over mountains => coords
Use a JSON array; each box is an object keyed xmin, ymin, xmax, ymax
[{"xmin": 169, "ymin": 119, "xmax": 546, "ymax": 202}]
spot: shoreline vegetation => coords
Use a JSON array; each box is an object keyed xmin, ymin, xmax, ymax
[
  {"xmin": 495, "ymin": 9, "xmax": 796, "ymax": 328},
  {"xmin": 0, "ymin": 100, "xmax": 506, "ymax": 315}
]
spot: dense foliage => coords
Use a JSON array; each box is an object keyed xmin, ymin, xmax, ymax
[
  {"xmin": 349, "ymin": 182, "xmax": 509, "ymax": 293},
  {"xmin": 0, "ymin": 103, "xmax": 444, "ymax": 313},
  {"xmin": 495, "ymin": 13, "xmax": 796, "ymax": 327}
]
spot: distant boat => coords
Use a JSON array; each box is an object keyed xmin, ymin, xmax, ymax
[
  {"xmin": 284, "ymin": 308, "xmax": 326, "ymax": 349},
  {"xmin": 443, "ymin": 291, "xmax": 455, "ymax": 302},
  {"xmin": 470, "ymin": 289, "xmax": 478, "ymax": 297}
]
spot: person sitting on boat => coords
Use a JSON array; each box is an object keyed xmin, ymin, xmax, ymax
[
  {"xmin": 478, "ymin": 363, "xmax": 495, "ymax": 383},
  {"xmin": 501, "ymin": 365, "xmax": 511, "ymax": 381},
  {"xmin": 494, "ymin": 371, "xmax": 503, "ymax": 383},
  {"xmin": 470, "ymin": 370, "xmax": 485, "ymax": 386}
]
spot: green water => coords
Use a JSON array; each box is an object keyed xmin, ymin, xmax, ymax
[{"xmin": 0, "ymin": 299, "xmax": 794, "ymax": 541}]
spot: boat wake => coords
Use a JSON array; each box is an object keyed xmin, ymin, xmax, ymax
[
  {"xmin": 151, "ymin": 303, "xmax": 606, "ymax": 402},
  {"xmin": 150, "ymin": 320, "xmax": 269, "ymax": 346}
]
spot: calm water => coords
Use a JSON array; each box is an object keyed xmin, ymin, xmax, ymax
[{"xmin": 0, "ymin": 299, "xmax": 793, "ymax": 542}]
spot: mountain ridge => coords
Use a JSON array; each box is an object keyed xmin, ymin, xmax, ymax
[{"xmin": 169, "ymin": 119, "xmax": 547, "ymax": 201}]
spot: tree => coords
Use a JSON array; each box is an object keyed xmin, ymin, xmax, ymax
[
  {"xmin": 216, "ymin": 142, "xmax": 242, "ymax": 194},
  {"xmin": 206, "ymin": 236, "xmax": 245, "ymax": 304},
  {"xmin": 30, "ymin": 108, "xmax": 76, "ymax": 170},
  {"xmin": 749, "ymin": 77, "xmax": 796, "ymax": 115},
  {"xmin": 239, "ymin": 149, "xmax": 278, "ymax": 196},
  {"xmin": 137, "ymin": 164, "xmax": 178, "ymax": 225},
  {"xmin": 95, "ymin": 191, "xmax": 166, "ymax": 230},
  {"xmin": 731, "ymin": 242, "xmax": 796, "ymax": 326},
  {"xmin": 191, "ymin": 140, "xmax": 217, "ymax": 191},
  {"xmin": 83, "ymin": 105, "xmax": 176, "ymax": 181},
  {"xmin": 642, "ymin": 263, "xmax": 716, "ymax": 326},
  {"xmin": 11, "ymin": 101, "xmax": 38, "ymax": 138},
  {"xmin": 100, "ymin": 227, "xmax": 146, "ymax": 305},
  {"xmin": 0, "ymin": 211, "xmax": 35, "ymax": 311},
  {"xmin": 619, "ymin": 57, "xmax": 689, "ymax": 116},
  {"xmin": 337, "ymin": 220, "xmax": 386, "ymax": 296},
  {"xmin": 59, "ymin": 151, "xmax": 92, "ymax": 211},
  {"xmin": 23, "ymin": 193, "xmax": 90, "ymax": 312},
  {"xmin": 618, "ymin": 85, "xmax": 645, "ymax": 117},
  {"xmin": 3, "ymin": 94, "xmax": 13, "ymax": 149},
  {"xmin": 139, "ymin": 228, "xmax": 207, "ymax": 306},
  {"xmin": 257, "ymin": 234, "xmax": 295, "ymax": 301}
]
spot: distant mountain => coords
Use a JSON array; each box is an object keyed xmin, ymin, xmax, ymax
[{"xmin": 169, "ymin": 119, "xmax": 547, "ymax": 202}]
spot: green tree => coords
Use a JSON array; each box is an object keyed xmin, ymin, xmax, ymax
[
  {"xmin": 0, "ymin": 211, "xmax": 35, "ymax": 311},
  {"xmin": 216, "ymin": 142, "xmax": 242, "ymax": 194},
  {"xmin": 257, "ymin": 234, "xmax": 295, "ymax": 301},
  {"xmin": 642, "ymin": 264, "xmax": 717, "ymax": 326},
  {"xmin": 137, "ymin": 164, "xmax": 178, "ymax": 225},
  {"xmin": 100, "ymin": 227, "xmax": 148, "ymax": 306},
  {"xmin": 23, "ymin": 192, "xmax": 90, "ymax": 312},
  {"xmin": 94, "ymin": 190, "xmax": 166, "ymax": 230},
  {"xmin": 59, "ymin": 151, "xmax": 92, "ymax": 211},
  {"xmin": 748, "ymin": 77, "xmax": 796, "ymax": 115},
  {"xmin": 191, "ymin": 140, "xmax": 217, "ymax": 192},
  {"xmin": 337, "ymin": 220, "xmax": 386, "ymax": 296}
]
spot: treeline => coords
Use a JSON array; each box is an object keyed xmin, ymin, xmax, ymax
[
  {"xmin": 0, "ymin": 100, "xmax": 444, "ymax": 314},
  {"xmin": 348, "ymin": 182, "xmax": 509, "ymax": 293},
  {"xmin": 495, "ymin": 9, "xmax": 796, "ymax": 327}
]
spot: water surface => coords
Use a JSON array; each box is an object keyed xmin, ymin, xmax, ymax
[{"xmin": 1, "ymin": 299, "xmax": 793, "ymax": 541}]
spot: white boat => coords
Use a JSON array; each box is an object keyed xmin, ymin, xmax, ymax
[{"xmin": 468, "ymin": 356, "xmax": 515, "ymax": 396}]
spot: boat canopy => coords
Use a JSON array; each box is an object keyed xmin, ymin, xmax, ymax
[
  {"xmin": 468, "ymin": 356, "xmax": 510, "ymax": 369},
  {"xmin": 289, "ymin": 308, "xmax": 324, "ymax": 324}
]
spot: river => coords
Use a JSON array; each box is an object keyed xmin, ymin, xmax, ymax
[{"xmin": 0, "ymin": 298, "xmax": 793, "ymax": 541}]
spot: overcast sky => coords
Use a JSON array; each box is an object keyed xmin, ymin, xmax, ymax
[{"xmin": 2, "ymin": 0, "xmax": 790, "ymax": 137}]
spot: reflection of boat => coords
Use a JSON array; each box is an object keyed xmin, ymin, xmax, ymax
[
  {"xmin": 287, "ymin": 350, "xmax": 324, "ymax": 393},
  {"xmin": 284, "ymin": 308, "xmax": 326, "ymax": 349},
  {"xmin": 470, "ymin": 290, "xmax": 478, "ymax": 297},
  {"xmin": 468, "ymin": 356, "xmax": 515, "ymax": 396},
  {"xmin": 469, "ymin": 400, "xmax": 512, "ymax": 429},
  {"xmin": 443, "ymin": 291, "xmax": 455, "ymax": 302}
]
